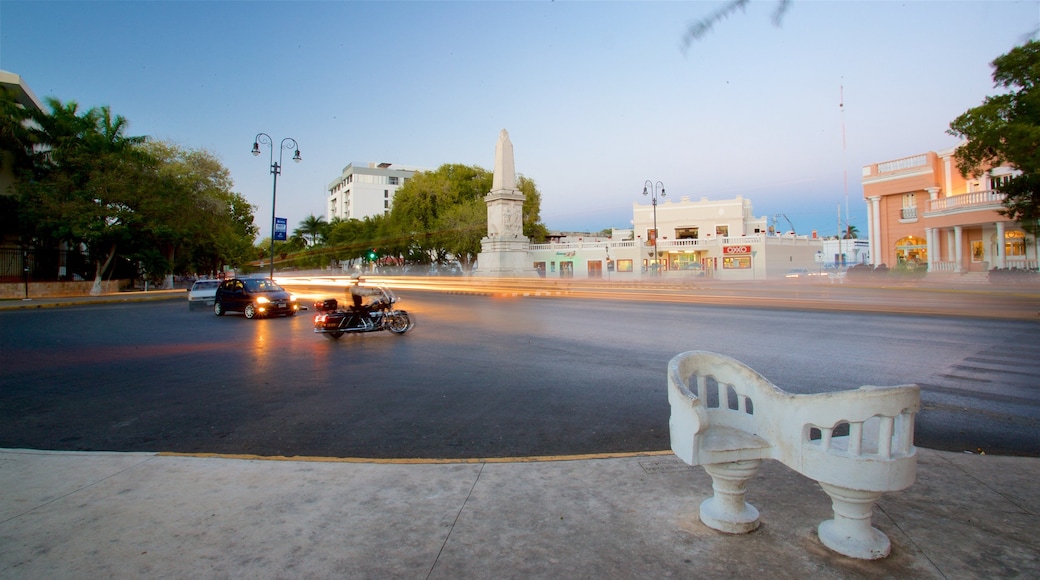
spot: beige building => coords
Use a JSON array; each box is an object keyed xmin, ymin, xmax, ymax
[{"xmin": 528, "ymin": 195, "xmax": 824, "ymax": 281}]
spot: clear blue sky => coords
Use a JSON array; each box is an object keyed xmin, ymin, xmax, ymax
[{"xmin": 2, "ymin": 1, "xmax": 1038, "ymax": 239}]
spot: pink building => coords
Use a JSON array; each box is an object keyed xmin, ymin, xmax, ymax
[{"xmin": 862, "ymin": 145, "xmax": 1036, "ymax": 276}]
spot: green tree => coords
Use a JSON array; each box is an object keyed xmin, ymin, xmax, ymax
[
  {"xmin": 139, "ymin": 140, "xmax": 257, "ymax": 282},
  {"xmin": 386, "ymin": 164, "xmax": 547, "ymax": 272},
  {"xmin": 18, "ymin": 99, "xmax": 150, "ymax": 294},
  {"xmin": 843, "ymin": 224, "xmax": 859, "ymax": 240},
  {"xmin": 387, "ymin": 164, "xmax": 490, "ymax": 269},
  {"xmin": 948, "ymin": 40, "xmax": 1040, "ymax": 250}
]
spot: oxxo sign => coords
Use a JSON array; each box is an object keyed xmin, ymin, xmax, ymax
[{"xmin": 723, "ymin": 245, "xmax": 751, "ymax": 255}]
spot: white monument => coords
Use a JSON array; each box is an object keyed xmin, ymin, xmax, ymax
[{"xmin": 475, "ymin": 129, "xmax": 535, "ymax": 277}]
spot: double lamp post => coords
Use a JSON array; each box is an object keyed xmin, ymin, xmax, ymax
[
  {"xmin": 643, "ymin": 180, "xmax": 665, "ymax": 275},
  {"xmin": 252, "ymin": 133, "xmax": 301, "ymax": 280}
]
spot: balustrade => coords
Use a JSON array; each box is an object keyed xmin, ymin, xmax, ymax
[
  {"xmin": 927, "ymin": 190, "xmax": 1004, "ymax": 213},
  {"xmin": 876, "ymin": 154, "xmax": 928, "ymax": 174}
]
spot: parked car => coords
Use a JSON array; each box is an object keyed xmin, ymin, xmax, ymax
[
  {"xmin": 187, "ymin": 279, "xmax": 220, "ymax": 310},
  {"xmin": 213, "ymin": 278, "xmax": 299, "ymax": 319}
]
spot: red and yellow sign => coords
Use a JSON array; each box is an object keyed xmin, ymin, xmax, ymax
[{"xmin": 723, "ymin": 245, "xmax": 751, "ymax": 255}]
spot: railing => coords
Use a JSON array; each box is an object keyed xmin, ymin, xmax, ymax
[
  {"xmin": 927, "ymin": 190, "xmax": 1005, "ymax": 213},
  {"xmin": 877, "ymin": 154, "xmax": 928, "ymax": 174},
  {"xmin": 531, "ymin": 236, "xmax": 770, "ymax": 252},
  {"xmin": 0, "ymin": 247, "xmax": 95, "ymax": 283},
  {"xmin": 900, "ymin": 207, "xmax": 917, "ymax": 220},
  {"xmin": 1005, "ymin": 259, "xmax": 1038, "ymax": 270}
]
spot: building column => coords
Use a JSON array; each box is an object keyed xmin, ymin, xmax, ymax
[
  {"xmin": 995, "ymin": 221, "xmax": 1006, "ymax": 269},
  {"xmin": 925, "ymin": 227, "xmax": 934, "ymax": 272},
  {"xmin": 869, "ymin": 196, "xmax": 881, "ymax": 266},
  {"xmin": 954, "ymin": 226, "xmax": 964, "ymax": 273}
]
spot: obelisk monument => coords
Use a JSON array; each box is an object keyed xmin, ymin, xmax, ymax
[{"xmin": 475, "ymin": 129, "xmax": 535, "ymax": 277}]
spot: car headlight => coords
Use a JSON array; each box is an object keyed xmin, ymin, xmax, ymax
[{"xmin": 256, "ymin": 296, "xmax": 270, "ymax": 304}]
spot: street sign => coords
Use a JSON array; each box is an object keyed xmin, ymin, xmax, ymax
[{"xmin": 274, "ymin": 217, "xmax": 287, "ymax": 241}]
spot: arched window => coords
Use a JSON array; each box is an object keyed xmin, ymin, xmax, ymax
[
  {"xmin": 894, "ymin": 236, "xmax": 927, "ymax": 267},
  {"xmin": 1006, "ymin": 230, "xmax": 1026, "ymax": 257}
]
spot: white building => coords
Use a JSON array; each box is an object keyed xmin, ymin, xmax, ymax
[
  {"xmin": 820, "ymin": 238, "xmax": 870, "ymax": 268},
  {"xmin": 326, "ymin": 162, "xmax": 425, "ymax": 222},
  {"xmin": 528, "ymin": 195, "xmax": 836, "ymax": 281}
]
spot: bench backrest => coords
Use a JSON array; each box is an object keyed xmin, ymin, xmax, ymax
[{"xmin": 669, "ymin": 351, "xmax": 920, "ymax": 492}]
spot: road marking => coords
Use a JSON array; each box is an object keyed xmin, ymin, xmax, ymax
[{"xmin": 157, "ymin": 449, "xmax": 675, "ymax": 464}]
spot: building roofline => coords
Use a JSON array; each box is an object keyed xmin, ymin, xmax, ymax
[{"xmin": 0, "ymin": 70, "xmax": 45, "ymax": 112}]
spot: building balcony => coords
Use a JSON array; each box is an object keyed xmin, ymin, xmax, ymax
[
  {"xmin": 924, "ymin": 190, "xmax": 1005, "ymax": 218},
  {"xmin": 863, "ymin": 154, "xmax": 931, "ymax": 182}
]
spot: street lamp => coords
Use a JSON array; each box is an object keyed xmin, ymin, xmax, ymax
[
  {"xmin": 252, "ymin": 133, "xmax": 301, "ymax": 280},
  {"xmin": 643, "ymin": 180, "xmax": 665, "ymax": 275}
]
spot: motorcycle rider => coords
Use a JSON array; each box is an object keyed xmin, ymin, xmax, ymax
[{"xmin": 347, "ymin": 275, "xmax": 378, "ymax": 328}]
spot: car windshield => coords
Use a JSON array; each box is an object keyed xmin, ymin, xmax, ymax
[
  {"xmin": 194, "ymin": 281, "xmax": 219, "ymax": 289},
  {"xmin": 243, "ymin": 279, "xmax": 283, "ymax": 292}
]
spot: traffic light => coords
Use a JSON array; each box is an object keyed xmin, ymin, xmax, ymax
[{"xmin": 367, "ymin": 248, "xmax": 378, "ymax": 261}]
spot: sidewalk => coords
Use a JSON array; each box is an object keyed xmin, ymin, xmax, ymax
[
  {"xmin": 1, "ymin": 447, "xmax": 1037, "ymax": 578},
  {"xmin": 0, "ymin": 289, "xmax": 185, "ymax": 310}
]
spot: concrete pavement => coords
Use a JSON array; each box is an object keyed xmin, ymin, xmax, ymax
[{"xmin": 1, "ymin": 447, "xmax": 1038, "ymax": 578}]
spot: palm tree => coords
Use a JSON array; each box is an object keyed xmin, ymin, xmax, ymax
[
  {"xmin": 843, "ymin": 225, "xmax": 859, "ymax": 240},
  {"xmin": 295, "ymin": 214, "xmax": 327, "ymax": 246}
]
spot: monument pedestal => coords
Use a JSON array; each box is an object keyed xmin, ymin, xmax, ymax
[
  {"xmin": 473, "ymin": 129, "xmax": 536, "ymax": 278},
  {"xmin": 476, "ymin": 235, "xmax": 535, "ymax": 277}
]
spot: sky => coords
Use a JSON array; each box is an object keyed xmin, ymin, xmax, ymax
[{"xmin": 2, "ymin": 1, "xmax": 1038, "ymax": 240}]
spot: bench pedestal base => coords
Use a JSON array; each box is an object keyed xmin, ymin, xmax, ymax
[
  {"xmin": 817, "ymin": 482, "xmax": 891, "ymax": 559},
  {"xmin": 699, "ymin": 460, "xmax": 762, "ymax": 534}
]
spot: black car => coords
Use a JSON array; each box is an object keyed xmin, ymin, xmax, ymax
[{"xmin": 213, "ymin": 278, "xmax": 299, "ymax": 319}]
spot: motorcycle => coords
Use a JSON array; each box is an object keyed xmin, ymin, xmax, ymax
[{"xmin": 312, "ymin": 282, "xmax": 414, "ymax": 340}]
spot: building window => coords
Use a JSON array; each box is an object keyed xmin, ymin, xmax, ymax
[
  {"xmin": 899, "ymin": 192, "xmax": 917, "ymax": 220},
  {"xmin": 616, "ymin": 259, "xmax": 633, "ymax": 273},
  {"xmin": 895, "ymin": 236, "xmax": 927, "ymax": 267},
  {"xmin": 1007, "ymin": 230, "xmax": 1026, "ymax": 256},
  {"xmin": 990, "ymin": 175, "xmax": 1012, "ymax": 190},
  {"xmin": 716, "ymin": 225, "xmax": 729, "ymax": 237},
  {"xmin": 389, "ymin": 176, "xmax": 399, "ymax": 185},
  {"xmin": 676, "ymin": 227, "xmax": 699, "ymax": 240},
  {"xmin": 384, "ymin": 200, "xmax": 389, "ymax": 209},
  {"xmin": 384, "ymin": 190, "xmax": 389, "ymax": 198},
  {"xmin": 722, "ymin": 257, "xmax": 750, "ymax": 269},
  {"xmin": 675, "ymin": 254, "xmax": 702, "ymax": 270}
]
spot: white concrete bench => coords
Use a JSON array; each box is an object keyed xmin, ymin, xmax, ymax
[{"xmin": 668, "ymin": 351, "xmax": 920, "ymax": 560}]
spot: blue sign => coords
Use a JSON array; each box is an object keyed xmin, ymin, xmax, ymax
[{"xmin": 274, "ymin": 217, "xmax": 288, "ymax": 241}]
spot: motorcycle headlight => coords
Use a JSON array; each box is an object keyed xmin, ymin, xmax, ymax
[{"xmin": 256, "ymin": 296, "xmax": 270, "ymax": 304}]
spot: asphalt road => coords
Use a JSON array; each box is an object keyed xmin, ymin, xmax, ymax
[{"xmin": 1, "ymin": 286, "xmax": 1038, "ymax": 458}]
